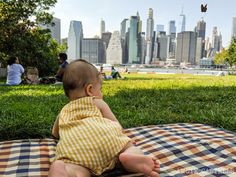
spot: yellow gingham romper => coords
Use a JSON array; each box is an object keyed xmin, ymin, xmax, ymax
[{"xmin": 54, "ymin": 97, "xmax": 131, "ymax": 175}]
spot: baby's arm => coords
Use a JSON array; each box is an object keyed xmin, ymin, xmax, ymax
[
  {"xmin": 93, "ymin": 98, "xmax": 122, "ymax": 127},
  {"xmin": 52, "ymin": 115, "xmax": 59, "ymax": 139}
]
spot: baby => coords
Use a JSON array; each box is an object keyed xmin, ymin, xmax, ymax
[{"xmin": 48, "ymin": 59, "xmax": 159, "ymax": 177}]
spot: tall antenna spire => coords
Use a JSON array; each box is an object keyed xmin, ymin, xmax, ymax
[{"xmin": 180, "ymin": 7, "xmax": 186, "ymax": 32}]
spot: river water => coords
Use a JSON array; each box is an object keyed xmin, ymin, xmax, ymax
[{"xmin": 122, "ymin": 67, "xmax": 228, "ymax": 76}]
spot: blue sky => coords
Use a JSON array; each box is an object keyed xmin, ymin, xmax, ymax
[{"xmin": 51, "ymin": 0, "xmax": 236, "ymax": 47}]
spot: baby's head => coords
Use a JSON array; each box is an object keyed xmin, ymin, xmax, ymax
[{"xmin": 62, "ymin": 59, "xmax": 102, "ymax": 100}]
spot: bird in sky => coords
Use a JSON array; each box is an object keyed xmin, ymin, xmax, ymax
[{"xmin": 201, "ymin": 4, "xmax": 207, "ymax": 13}]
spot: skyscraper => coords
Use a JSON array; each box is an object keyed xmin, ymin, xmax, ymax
[
  {"xmin": 41, "ymin": 17, "xmax": 61, "ymax": 44},
  {"xmin": 156, "ymin": 24, "xmax": 164, "ymax": 33},
  {"xmin": 82, "ymin": 38, "xmax": 105, "ymax": 64},
  {"xmin": 137, "ymin": 12, "xmax": 143, "ymax": 64},
  {"xmin": 128, "ymin": 16, "xmax": 139, "ymax": 63},
  {"xmin": 106, "ymin": 31, "xmax": 122, "ymax": 64},
  {"xmin": 120, "ymin": 19, "xmax": 129, "ymax": 40},
  {"xmin": 180, "ymin": 9, "xmax": 186, "ymax": 32},
  {"xmin": 137, "ymin": 12, "xmax": 142, "ymax": 34},
  {"xmin": 101, "ymin": 32, "xmax": 112, "ymax": 63},
  {"xmin": 176, "ymin": 31, "xmax": 197, "ymax": 65},
  {"xmin": 196, "ymin": 19, "xmax": 206, "ymax": 58},
  {"xmin": 195, "ymin": 37, "xmax": 203, "ymax": 64},
  {"xmin": 212, "ymin": 27, "xmax": 222, "ymax": 52},
  {"xmin": 212, "ymin": 26, "xmax": 218, "ymax": 48},
  {"xmin": 51, "ymin": 17, "xmax": 61, "ymax": 44},
  {"xmin": 168, "ymin": 20, "xmax": 176, "ymax": 36},
  {"xmin": 101, "ymin": 32, "xmax": 112, "ymax": 49},
  {"xmin": 196, "ymin": 20, "xmax": 206, "ymax": 39},
  {"xmin": 120, "ymin": 19, "xmax": 129, "ymax": 63},
  {"xmin": 140, "ymin": 32, "xmax": 146, "ymax": 64},
  {"xmin": 232, "ymin": 17, "xmax": 236, "ymax": 40},
  {"xmin": 100, "ymin": 19, "xmax": 105, "ymax": 38},
  {"xmin": 155, "ymin": 33, "xmax": 169, "ymax": 61},
  {"xmin": 145, "ymin": 8, "xmax": 154, "ymax": 64},
  {"xmin": 168, "ymin": 20, "xmax": 176, "ymax": 58},
  {"xmin": 67, "ymin": 20, "xmax": 83, "ymax": 61}
]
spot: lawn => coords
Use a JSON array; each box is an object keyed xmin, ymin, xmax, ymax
[{"xmin": 0, "ymin": 73, "xmax": 236, "ymax": 141}]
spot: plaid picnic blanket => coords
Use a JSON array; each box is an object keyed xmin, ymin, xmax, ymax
[{"xmin": 0, "ymin": 123, "xmax": 235, "ymax": 177}]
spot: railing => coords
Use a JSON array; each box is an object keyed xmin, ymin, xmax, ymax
[{"xmin": 0, "ymin": 68, "xmax": 7, "ymax": 78}]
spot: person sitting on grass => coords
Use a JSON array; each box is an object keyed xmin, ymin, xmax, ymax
[
  {"xmin": 6, "ymin": 56, "xmax": 25, "ymax": 86},
  {"xmin": 99, "ymin": 65, "xmax": 106, "ymax": 78},
  {"xmin": 111, "ymin": 65, "xmax": 123, "ymax": 79},
  {"xmin": 48, "ymin": 59, "xmax": 159, "ymax": 177},
  {"xmin": 55, "ymin": 53, "xmax": 68, "ymax": 82},
  {"xmin": 100, "ymin": 65, "xmax": 113, "ymax": 80}
]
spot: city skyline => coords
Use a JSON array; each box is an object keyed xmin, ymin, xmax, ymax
[{"xmin": 51, "ymin": 0, "xmax": 236, "ymax": 47}]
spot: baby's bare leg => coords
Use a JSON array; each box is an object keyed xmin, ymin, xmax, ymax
[
  {"xmin": 119, "ymin": 145, "xmax": 159, "ymax": 177},
  {"xmin": 48, "ymin": 160, "xmax": 68, "ymax": 177},
  {"xmin": 65, "ymin": 163, "xmax": 91, "ymax": 177},
  {"xmin": 48, "ymin": 160, "xmax": 91, "ymax": 177}
]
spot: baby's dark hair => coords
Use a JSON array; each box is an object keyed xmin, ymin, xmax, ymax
[
  {"xmin": 59, "ymin": 53, "xmax": 67, "ymax": 61},
  {"xmin": 62, "ymin": 59, "xmax": 101, "ymax": 97},
  {"xmin": 7, "ymin": 56, "xmax": 17, "ymax": 65}
]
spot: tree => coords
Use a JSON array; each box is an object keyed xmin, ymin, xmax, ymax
[
  {"xmin": 226, "ymin": 38, "xmax": 236, "ymax": 67},
  {"xmin": 0, "ymin": 0, "xmax": 66, "ymax": 76},
  {"xmin": 214, "ymin": 38, "xmax": 236, "ymax": 68},
  {"xmin": 214, "ymin": 48, "xmax": 228, "ymax": 65}
]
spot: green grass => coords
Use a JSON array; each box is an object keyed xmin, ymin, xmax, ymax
[{"xmin": 0, "ymin": 74, "xmax": 236, "ymax": 141}]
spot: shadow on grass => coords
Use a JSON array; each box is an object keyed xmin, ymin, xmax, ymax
[
  {"xmin": 0, "ymin": 85, "xmax": 235, "ymax": 141},
  {"xmin": 0, "ymin": 87, "xmax": 66, "ymax": 141}
]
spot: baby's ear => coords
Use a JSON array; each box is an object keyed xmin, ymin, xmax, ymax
[{"xmin": 85, "ymin": 84, "xmax": 93, "ymax": 96}]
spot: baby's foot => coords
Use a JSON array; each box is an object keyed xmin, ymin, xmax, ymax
[{"xmin": 119, "ymin": 153, "xmax": 159, "ymax": 177}]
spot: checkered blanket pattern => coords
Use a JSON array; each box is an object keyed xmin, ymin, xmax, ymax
[
  {"xmin": 0, "ymin": 123, "xmax": 235, "ymax": 177},
  {"xmin": 0, "ymin": 139, "xmax": 56, "ymax": 177}
]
